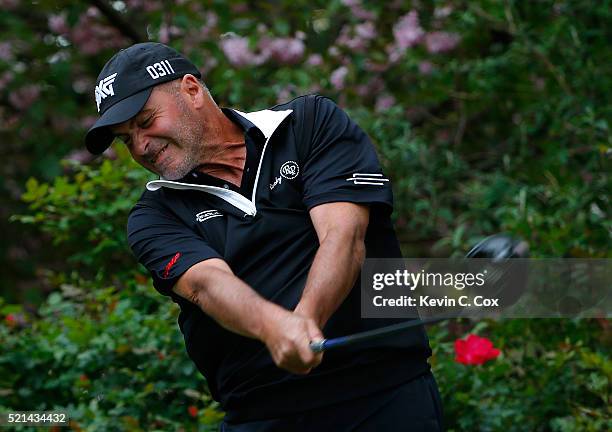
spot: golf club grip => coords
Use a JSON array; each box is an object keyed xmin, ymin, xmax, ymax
[{"xmin": 309, "ymin": 316, "xmax": 448, "ymax": 353}]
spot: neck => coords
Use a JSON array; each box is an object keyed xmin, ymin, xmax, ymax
[
  {"xmin": 197, "ymin": 110, "xmax": 246, "ymax": 186},
  {"xmin": 199, "ymin": 142, "xmax": 246, "ymax": 186}
]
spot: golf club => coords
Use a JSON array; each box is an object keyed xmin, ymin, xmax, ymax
[{"xmin": 310, "ymin": 234, "xmax": 529, "ymax": 353}]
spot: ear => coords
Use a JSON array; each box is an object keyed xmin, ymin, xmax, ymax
[{"xmin": 180, "ymin": 74, "xmax": 205, "ymax": 108}]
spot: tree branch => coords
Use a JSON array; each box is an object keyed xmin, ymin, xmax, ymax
[{"xmin": 90, "ymin": 0, "xmax": 145, "ymax": 43}]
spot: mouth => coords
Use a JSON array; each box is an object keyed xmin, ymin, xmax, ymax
[{"xmin": 150, "ymin": 144, "xmax": 168, "ymax": 165}]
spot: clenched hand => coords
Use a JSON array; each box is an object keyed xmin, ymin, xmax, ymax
[{"xmin": 260, "ymin": 308, "xmax": 324, "ymax": 374}]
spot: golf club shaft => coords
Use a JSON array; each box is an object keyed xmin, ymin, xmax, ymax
[{"xmin": 310, "ymin": 316, "xmax": 449, "ymax": 353}]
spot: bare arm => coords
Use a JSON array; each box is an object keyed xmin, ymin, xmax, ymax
[
  {"xmin": 173, "ymin": 258, "xmax": 323, "ymax": 374},
  {"xmin": 295, "ymin": 202, "xmax": 369, "ymax": 327}
]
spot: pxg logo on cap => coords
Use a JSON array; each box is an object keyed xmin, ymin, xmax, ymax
[
  {"xmin": 85, "ymin": 42, "xmax": 201, "ymax": 155},
  {"xmin": 94, "ymin": 72, "xmax": 117, "ymax": 112}
]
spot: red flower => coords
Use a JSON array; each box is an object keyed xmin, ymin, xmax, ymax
[
  {"xmin": 454, "ymin": 334, "xmax": 501, "ymax": 365},
  {"xmin": 5, "ymin": 314, "xmax": 16, "ymax": 325},
  {"xmin": 187, "ymin": 405, "xmax": 198, "ymax": 418},
  {"xmin": 79, "ymin": 374, "xmax": 89, "ymax": 382}
]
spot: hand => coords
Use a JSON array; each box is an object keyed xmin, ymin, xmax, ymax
[{"xmin": 260, "ymin": 307, "xmax": 324, "ymax": 374}]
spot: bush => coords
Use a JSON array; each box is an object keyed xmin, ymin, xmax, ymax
[
  {"xmin": 0, "ymin": 277, "xmax": 223, "ymax": 431},
  {"xmin": 428, "ymin": 318, "xmax": 610, "ymax": 432}
]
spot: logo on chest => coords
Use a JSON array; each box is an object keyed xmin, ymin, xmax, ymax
[
  {"xmin": 270, "ymin": 161, "xmax": 300, "ymax": 190},
  {"xmin": 195, "ymin": 209, "xmax": 223, "ymax": 223}
]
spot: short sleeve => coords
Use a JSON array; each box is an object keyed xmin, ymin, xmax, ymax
[
  {"xmin": 300, "ymin": 96, "xmax": 393, "ymax": 211},
  {"xmin": 127, "ymin": 203, "xmax": 222, "ymax": 296}
]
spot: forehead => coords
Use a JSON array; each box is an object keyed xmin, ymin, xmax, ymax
[{"xmin": 109, "ymin": 87, "xmax": 172, "ymax": 134}]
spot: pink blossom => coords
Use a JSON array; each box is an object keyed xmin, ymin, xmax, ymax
[
  {"xmin": 341, "ymin": 0, "xmax": 375, "ymax": 21},
  {"xmin": 157, "ymin": 24, "xmax": 183, "ymax": 44},
  {"xmin": 306, "ymin": 54, "xmax": 323, "ymax": 67},
  {"xmin": 337, "ymin": 22, "xmax": 376, "ymax": 53},
  {"xmin": 261, "ymin": 37, "xmax": 305, "ymax": 64},
  {"xmin": 336, "ymin": 26, "xmax": 366, "ymax": 52},
  {"xmin": 355, "ymin": 84, "xmax": 369, "ymax": 97},
  {"xmin": 418, "ymin": 61, "xmax": 435, "ymax": 75},
  {"xmin": 356, "ymin": 76, "xmax": 385, "ymax": 97},
  {"xmin": 181, "ymin": 12, "xmax": 218, "ymax": 51},
  {"xmin": 328, "ymin": 46, "xmax": 340, "ymax": 57},
  {"xmin": 85, "ymin": 6, "xmax": 100, "ymax": 18},
  {"xmin": 48, "ymin": 13, "xmax": 70, "ymax": 34},
  {"xmin": 220, "ymin": 36, "xmax": 263, "ymax": 67},
  {"xmin": 221, "ymin": 33, "xmax": 305, "ymax": 68},
  {"xmin": 355, "ymin": 22, "xmax": 377, "ymax": 40},
  {"xmin": 375, "ymin": 94, "xmax": 396, "ymax": 112},
  {"xmin": 142, "ymin": 0, "xmax": 162, "ymax": 12},
  {"xmin": 0, "ymin": 71, "xmax": 14, "ymax": 91},
  {"xmin": 276, "ymin": 84, "xmax": 297, "ymax": 103},
  {"xmin": 330, "ymin": 66, "xmax": 349, "ymax": 90},
  {"xmin": 424, "ymin": 31, "xmax": 461, "ymax": 53},
  {"xmin": 385, "ymin": 44, "xmax": 403, "ymax": 64},
  {"xmin": 80, "ymin": 115, "xmax": 98, "ymax": 129},
  {"xmin": 0, "ymin": 42, "xmax": 13, "ymax": 61},
  {"xmin": 159, "ymin": 23, "xmax": 171, "ymax": 44},
  {"xmin": 434, "ymin": 5, "xmax": 454, "ymax": 19},
  {"xmin": 72, "ymin": 77, "xmax": 93, "ymax": 94},
  {"xmin": 200, "ymin": 57, "xmax": 218, "ymax": 74},
  {"xmin": 393, "ymin": 11, "xmax": 424, "ymax": 50},
  {"xmin": 70, "ymin": 10, "xmax": 127, "ymax": 55},
  {"xmin": 199, "ymin": 12, "xmax": 218, "ymax": 39},
  {"xmin": 9, "ymin": 85, "xmax": 40, "ymax": 111},
  {"xmin": 65, "ymin": 149, "xmax": 96, "ymax": 165}
]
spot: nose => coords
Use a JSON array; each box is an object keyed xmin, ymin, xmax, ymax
[{"xmin": 131, "ymin": 129, "xmax": 150, "ymax": 159}]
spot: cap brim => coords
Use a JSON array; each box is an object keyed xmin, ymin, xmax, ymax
[{"xmin": 85, "ymin": 87, "xmax": 153, "ymax": 154}]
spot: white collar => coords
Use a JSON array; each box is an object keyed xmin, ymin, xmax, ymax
[{"xmin": 228, "ymin": 107, "xmax": 293, "ymax": 139}]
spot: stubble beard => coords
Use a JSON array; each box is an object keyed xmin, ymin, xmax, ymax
[{"xmin": 158, "ymin": 103, "xmax": 205, "ymax": 181}]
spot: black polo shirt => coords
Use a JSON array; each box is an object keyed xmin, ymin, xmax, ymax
[{"xmin": 127, "ymin": 95, "xmax": 432, "ymax": 422}]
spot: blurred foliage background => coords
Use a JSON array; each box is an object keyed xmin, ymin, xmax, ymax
[{"xmin": 1, "ymin": 0, "xmax": 610, "ymax": 430}]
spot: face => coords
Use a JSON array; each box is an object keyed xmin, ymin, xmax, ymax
[{"xmin": 111, "ymin": 81, "xmax": 205, "ymax": 180}]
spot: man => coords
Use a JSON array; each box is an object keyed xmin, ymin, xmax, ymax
[{"xmin": 85, "ymin": 42, "xmax": 444, "ymax": 431}]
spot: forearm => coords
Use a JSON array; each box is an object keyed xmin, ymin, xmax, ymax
[
  {"xmin": 295, "ymin": 229, "xmax": 366, "ymax": 327},
  {"xmin": 174, "ymin": 261, "xmax": 284, "ymax": 340},
  {"xmin": 174, "ymin": 259, "xmax": 324, "ymax": 374}
]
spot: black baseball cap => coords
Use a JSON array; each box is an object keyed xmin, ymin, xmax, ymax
[{"xmin": 85, "ymin": 42, "xmax": 201, "ymax": 154}]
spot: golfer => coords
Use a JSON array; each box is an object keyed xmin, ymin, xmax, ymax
[{"xmin": 85, "ymin": 42, "xmax": 444, "ymax": 431}]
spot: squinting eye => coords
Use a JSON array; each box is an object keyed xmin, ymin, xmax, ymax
[{"xmin": 139, "ymin": 116, "xmax": 153, "ymax": 128}]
